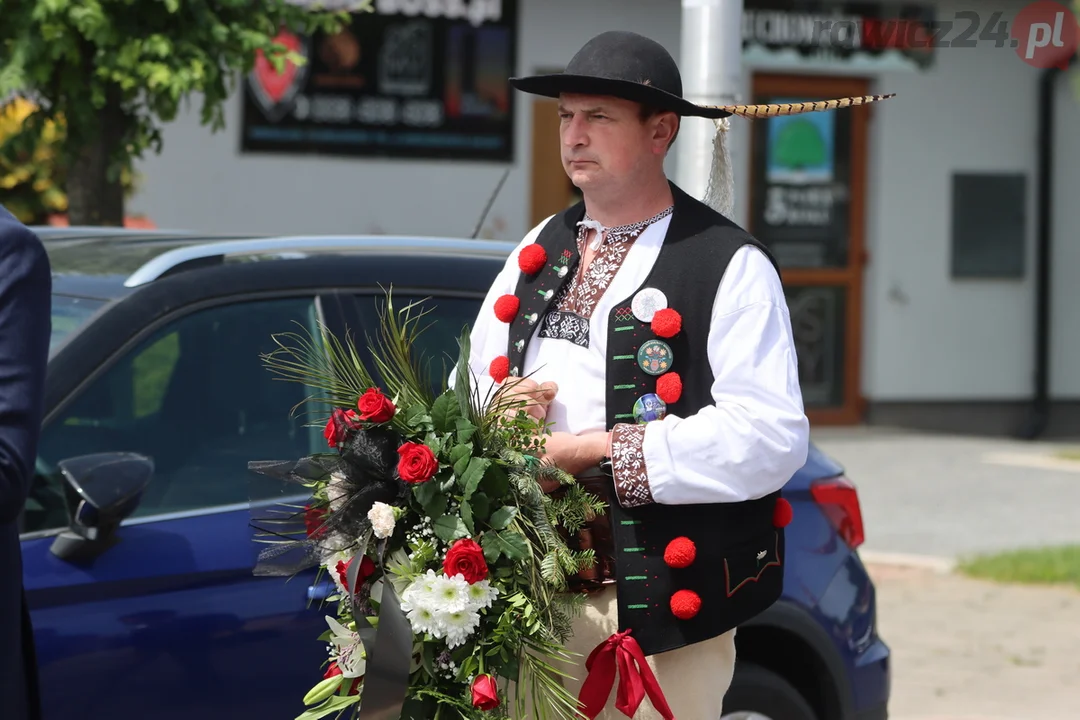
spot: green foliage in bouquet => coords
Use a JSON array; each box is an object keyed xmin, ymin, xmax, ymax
[{"xmin": 257, "ymin": 292, "xmax": 607, "ymax": 720}]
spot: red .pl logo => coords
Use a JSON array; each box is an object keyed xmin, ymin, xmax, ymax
[{"xmin": 1012, "ymin": 0, "xmax": 1079, "ymax": 68}]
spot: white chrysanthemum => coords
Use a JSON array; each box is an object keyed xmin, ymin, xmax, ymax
[
  {"xmin": 438, "ymin": 609, "xmax": 481, "ymax": 649},
  {"xmin": 367, "ymin": 502, "xmax": 396, "ymax": 539},
  {"xmin": 464, "ymin": 579, "xmax": 499, "ymax": 611},
  {"xmin": 406, "ymin": 604, "xmax": 443, "ymax": 637},
  {"xmin": 400, "ymin": 570, "xmax": 439, "ymax": 613},
  {"xmin": 325, "ymin": 616, "xmax": 366, "ymax": 678},
  {"xmin": 428, "ymin": 574, "xmax": 470, "ymax": 614}
]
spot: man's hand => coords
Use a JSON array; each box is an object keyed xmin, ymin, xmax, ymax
[
  {"xmin": 538, "ymin": 431, "xmax": 611, "ymax": 486},
  {"xmin": 494, "ymin": 377, "xmax": 558, "ymax": 422}
]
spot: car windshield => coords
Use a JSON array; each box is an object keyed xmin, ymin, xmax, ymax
[{"xmin": 51, "ymin": 294, "xmax": 106, "ymax": 352}]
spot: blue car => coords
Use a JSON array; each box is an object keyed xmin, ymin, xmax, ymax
[{"xmin": 20, "ymin": 230, "xmax": 889, "ymax": 720}]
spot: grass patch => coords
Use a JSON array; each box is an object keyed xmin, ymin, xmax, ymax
[
  {"xmin": 957, "ymin": 545, "xmax": 1080, "ymax": 589},
  {"xmin": 1053, "ymin": 447, "xmax": 1080, "ymax": 462}
]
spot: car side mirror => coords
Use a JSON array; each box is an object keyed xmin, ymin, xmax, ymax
[{"xmin": 49, "ymin": 452, "xmax": 154, "ymax": 563}]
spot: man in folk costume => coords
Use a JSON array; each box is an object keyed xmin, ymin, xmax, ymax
[{"xmin": 465, "ymin": 31, "xmax": 892, "ymax": 719}]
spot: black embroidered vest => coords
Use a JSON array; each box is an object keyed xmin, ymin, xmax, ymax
[{"xmin": 505, "ymin": 183, "xmax": 789, "ymax": 656}]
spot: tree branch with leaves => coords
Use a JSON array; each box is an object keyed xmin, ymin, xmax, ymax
[{"xmin": 0, "ymin": 0, "xmax": 364, "ymax": 225}]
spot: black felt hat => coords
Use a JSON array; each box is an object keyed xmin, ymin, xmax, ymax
[
  {"xmin": 510, "ymin": 31, "xmax": 732, "ymax": 119},
  {"xmin": 510, "ymin": 30, "xmax": 895, "ymax": 122}
]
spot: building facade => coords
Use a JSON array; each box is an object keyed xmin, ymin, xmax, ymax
[{"xmin": 128, "ymin": 0, "xmax": 1080, "ymax": 435}]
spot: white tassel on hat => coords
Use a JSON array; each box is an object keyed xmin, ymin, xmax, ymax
[
  {"xmin": 702, "ymin": 117, "xmax": 734, "ymax": 219},
  {"xmin": 698, "ymin": 93, "xmax": 897, "ymax": 220}
]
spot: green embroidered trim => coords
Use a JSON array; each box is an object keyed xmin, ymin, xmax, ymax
[
  {"xmin": 619, "ymin": 520, "xmax": 641, "ymax": 525},
  {"xmin": 625, "ymin": 576, "xmax": 648, "ymax": 581},
  {"xmin": 623, "ymin": 547, "xmax": 645, "ymax": 553},
  {"xmin": 613, "ymin": 384, "xmax": 636, "ymax": 390},
  {"xmin": 615, "ymin": 413, "xmax": 634, "ymax": 419},
  {"xmin": 613, "ymin": 354, "xmax": 634, "ymax": 360},
  {"xmin": 614, "ymin": 325, "xmax": 635, "ymax": 332},
  {"xmin": 626, "ymin": 604, "xmax": 649, "ymax": 610}
]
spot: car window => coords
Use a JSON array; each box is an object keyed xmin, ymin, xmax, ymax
[
  {"xmin": 354, "ymin": 294, "xmax": 483, "ymax": 391},
  {"xmin": 23, "ymin": 296, "xmax": 326, "ymax": 533},
  {"xmin": 50, "ymin": 295, "xmax": 107, "ymax": 352}
]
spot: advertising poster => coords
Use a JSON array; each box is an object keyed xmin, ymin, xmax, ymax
[{"xmin": 241, "ymin": 0, "xmax": 518, "ymax": 161}]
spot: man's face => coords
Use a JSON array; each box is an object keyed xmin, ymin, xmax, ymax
[{"xmin": 558, "ymin": 94, "xmax": 674, "ymax": 193}]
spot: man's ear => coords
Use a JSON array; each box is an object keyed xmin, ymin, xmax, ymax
[{"xmin": 653, "ymin": 112, "xmax": 679, "ymax": 153}]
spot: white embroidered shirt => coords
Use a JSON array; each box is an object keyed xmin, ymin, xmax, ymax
[{"xmin": 465, "ymin": 213, "xmax": 810, "ymax": 507}]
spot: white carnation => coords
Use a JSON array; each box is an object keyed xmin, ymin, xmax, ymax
[
  {"xmin": 367, "ymin": 501, "xmax": 396, "ymax": 539},
  {"xmin": 326, "ymin": 472, "xmax": 348, "ymax": 511}
]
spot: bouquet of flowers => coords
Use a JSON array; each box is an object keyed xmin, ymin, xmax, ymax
[{"xmin": 248, "ymin": 293, "xmax": 606, "ymax": 720}]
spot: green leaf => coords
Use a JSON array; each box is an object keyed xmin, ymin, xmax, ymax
[
  {"xmin": 430, "ymin": 390, "xmax": 461, "ymax": 433},
  {"xmin": 489, "ymin": 506, "xmax": 518, "ymax": 530},
  {"xmin": 412, "ymin": 481, "xmax": 438, "ymax": 509},
  {"xmin": 482, "ymin": 529, "xmax": 529, "ymax": 562},
  {"xmin": 459, "ymin": 457, "xmax": 490, "ymax": 500},
  {"xmin": 413, "ymin": 481, "xmax": 447, "ymax": 518},
  {"xmin": 461, "ymin": 501, "xmax": 475, "ymax": 535},
  {"xmin": 405, "ymin": 403, "xmax": 431, "ymax": 429},
  {"xmin": 433, "ymin": 515, "xmax": 470, "ymax": 544},
  {"xmin": 450, "ymin": 443, "xmax": 473, "ymax": 476},
  {"xmin": 455, "ymin": 416, "xmax": 477, "ymax": 444},
  {"xmin": 481, "ymin": 463, "xmax": 510, "ymax": 499},
  {"xmin": 470, "ymin": 492, "xmax": 491, "ymax": 522}
]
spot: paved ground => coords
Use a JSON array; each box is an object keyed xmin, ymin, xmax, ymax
[
  {"xmin": 810, "ymin": 427, "xmax": 1080, "ymax": 560},
  {"xmin": 867, "ymin": 562, "xmax": 1080, "ymax": 720}
]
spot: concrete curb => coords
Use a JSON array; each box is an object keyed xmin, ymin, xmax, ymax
[{"xmin": 859, "ymin": 549, "xmax": 957, "ymax": 574}]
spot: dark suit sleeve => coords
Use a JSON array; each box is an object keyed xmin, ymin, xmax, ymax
[{"xmin": 0, "ymin": 212, "xmax": 51, "ymax": 525}]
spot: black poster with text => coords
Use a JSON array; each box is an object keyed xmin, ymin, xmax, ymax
[{"xmin": 240, "ymin": 0, "xmax": 518, "ymax": 161}]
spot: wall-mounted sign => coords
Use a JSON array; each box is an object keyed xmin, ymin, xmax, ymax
[
  {"xmin": 750, "ymin": 94, "xmax": 853, "ymax": 269},
  {"xmin": 743, "ymin": 1, "xmax": 936, "ymax": 72},
  {"xmin": 241, "ymin": 0, "xmax": 518, "ymax": 161}
]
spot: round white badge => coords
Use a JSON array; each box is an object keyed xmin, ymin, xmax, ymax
[{"xmin": 631, "ymin": 288, "xmax": 668, "ymax": 323}]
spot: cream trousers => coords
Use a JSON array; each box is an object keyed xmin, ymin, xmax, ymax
[{"xmin": 519, "ymin": 585, "xmax": 737, "ymax": 720}]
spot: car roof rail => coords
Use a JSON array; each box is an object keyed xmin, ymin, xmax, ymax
[{"xmin": 123, "ymin": 235, "xmax": 518, "ymax": 287}]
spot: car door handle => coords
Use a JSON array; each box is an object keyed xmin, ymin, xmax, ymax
[{"xmin": 307, "ymin": 580, "xmax": 334, "ymax": 603}]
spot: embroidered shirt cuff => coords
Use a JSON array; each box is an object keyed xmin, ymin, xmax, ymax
[{"xmin": 610, "ymin": 423, "xmax": 654, "ymax": 508}]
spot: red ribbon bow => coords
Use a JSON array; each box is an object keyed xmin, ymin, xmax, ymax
[{"xmin": 576, "ymin": 630, "xmax": 675, "ymax": 720}]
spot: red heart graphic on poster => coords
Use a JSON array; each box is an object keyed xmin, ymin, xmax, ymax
[{"xmin": 253, "ymin": 29, "xmax": 303, "ymax": 104}]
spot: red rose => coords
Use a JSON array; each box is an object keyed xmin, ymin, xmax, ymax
[
  {"xmin": 323, "ymin": 408, "xmax": 361, "ymax": 447},
  {"xmin": 443, "ymin": 538, "xmax": 489, "ymax": 584},
  {"xmin": 304, "ymin": 504, "xmax": 328, "ymax": 539},
  {"xmin": 397, "ymin": 442, "xmax": 439, "ymax": 484},
  {"xmin": 336, "ymin": 554, "xmax": 376, "ymax": 595},
  {"xmin": 471, "ymin": 674, "xmax": 500, "ymax": 710},
  {"xmin": 356, "ymin": 387, "xmax": 396, "ymax": 423}
]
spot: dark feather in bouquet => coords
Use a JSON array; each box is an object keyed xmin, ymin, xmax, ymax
[
  {"xmin": 248, "ymin": 424, "xmax": 407, "ymax": 577},
  {"xmin": 333, "ymin": 425, "xmax": 408, "ymax": 528}
]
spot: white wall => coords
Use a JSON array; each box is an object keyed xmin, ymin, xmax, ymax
[
  {"xmin": 128, "ymin": 0, "xmax": 682, "ymax": 243},
  {"xmin": 1050, "ymin": 68, "xmax": 1080, "ymax": 397},
  {"xmin": 860, "ymin": 0, "xmax": 1047, "ymax": 400}
]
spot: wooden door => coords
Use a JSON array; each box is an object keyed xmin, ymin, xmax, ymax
[
  {"xmin": 747, "ymin": 74, "xmax": 872, "ymax": 425},
  {"xmin": 530, "ymin": 98, "xmax": 582, "ymax": 227}
]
